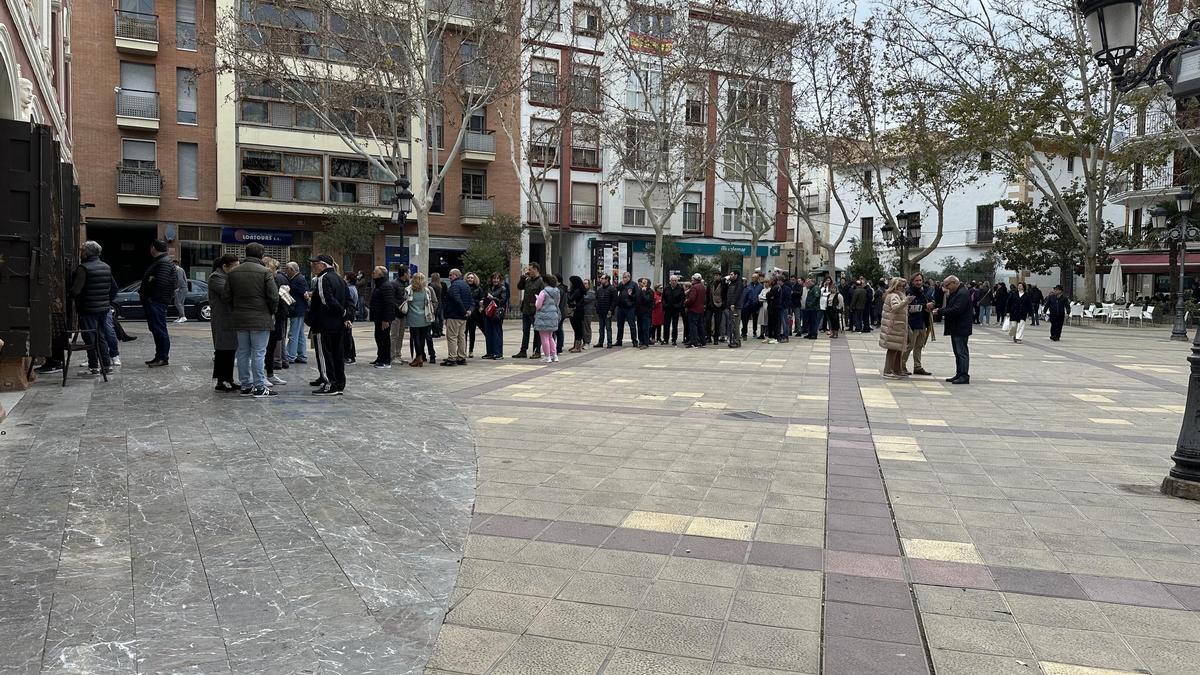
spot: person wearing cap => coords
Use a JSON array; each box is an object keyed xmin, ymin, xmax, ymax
[
  {"xmin": 140, "ymin": 239, "xmax": 176, "ymax": 367},
  {"xmin": 306, "ymin": 254, "xmax": 351, "ymax": 395},
  {"xmin": 684, "ymin": 273, "xmax": 707, "ymax": 348},
  {"xmin": 1045, "ymin": 284, "xmax": 1068, "ymax": 341}
]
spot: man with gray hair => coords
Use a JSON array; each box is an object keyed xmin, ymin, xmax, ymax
[
  {"xmin": 442, "ymin": 268, "xmax": 473, "ymax": 366},
  {"xmin": 284, "ymin": 261, "xmax": 310, "ymax": 364},
  {"xmin": 70, "ymin": 241, "xmax": 119, "ymax": 376},
  {"xmin": 932, "ymin": 275, "xmax": 972, "ymax": 384}
]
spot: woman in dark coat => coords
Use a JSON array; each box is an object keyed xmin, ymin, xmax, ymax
[
  {"xmin": 482, "ymin": 272, "xmax": 508, "ymax": 360},
  {"xmin": 207, "ymin": 254, "xmax": 240, "ymax": 391},
  {"xmin": 1006, "ymin": 282, "xmax": 1032, "ymax": 343},
  {"xmin": 993, "ymin": 283, "xmax": 1009, "ymax": 325},
  {"xmin": 634, "ymin": 278, "xmax": 656, "ymax": 349},
  {"xmin": 465, "ymin": 272, "xmax": 485, "ymax": 358},
  {"xmin": 568, "ymin": 275, "xmax": 587, "ymax": 353}
]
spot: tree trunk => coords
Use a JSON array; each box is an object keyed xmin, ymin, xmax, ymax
[
  {"xmin": 540, "ymin": 220, "xmax": 554, "ymax": 277},
  {"xmin": 416, "ymin": 209, "xmax": 430, "ymax": 275},
  {"xmin": 653, "ymin": 228, "xmax": 665, "ymax": 287},
  {"xmin": 1083, "ymin": 253, "xmax": 1098, "ymax": 305},
  {"xmin": 750, "ymin": 232, "xmax": 760, "ymax": 276}
]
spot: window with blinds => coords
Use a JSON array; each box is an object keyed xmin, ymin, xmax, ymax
[
  {"xmin": 177, "ymin": 142, "xmax": 198, "ymax": 198},
  {"xmin": 176, "ymin": 0, "xmax": 196, "ymax": 50}
]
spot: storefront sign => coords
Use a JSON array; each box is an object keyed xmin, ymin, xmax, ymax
[
  {"xmin": 220, "ymin": 227, "xmax": 294, "ymax": 246},
  {"xmin": 629, "ymin": 240, "xmax": 781, "ymax": 257}
]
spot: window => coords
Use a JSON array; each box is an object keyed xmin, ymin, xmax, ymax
[
  {"xmin": 860, "ymin": 216, "xmax": 873, "ymax": 242},
  {"xmin": 626, "ymin": 66, "xmax": 662, "ymax": 113},
  {"xmin": 722, "ymin": 208, "xmax": 767, "ymax": 234},
  {"xmin": 238, "ymin": 78, "xmax": 323, "ymax": 130},
  {"xmin": 725, "ymin": 137, "xmax": 769, "ymax": 181},
  {"xmin": 624, "ymin": 207, "xmax": 647, "ymax": 227},
  {"xmin": 684, "ymin": 131, "xmax": 706, "ymax": 179},
  {"xmin": 122, "ymin": 139, "xmax": 156, "ymax": 169},
  {"xmin": 683, "ymin": 200, "xmax": 701, "ymax": 232},
  {"xmin": 177, "ymin": 142, "xmax": 198, "ymax": 198},
  {"xmin": 462, "ymin": 169, "xmax": 487, "ymax": 197},
  {"xmin": 530, "ymin": 0, "xmax": 558, "ymax": 29},
  {"xmin": 529, "ymin": 119, "xmax": 558, "ymax": 165},
  {"xmin": 574, "ymin": 2, "xmax": 600, "ymax": 36},
  {"xmin": 572, "ymin": 123, "xmax": 599, "ymax": 169},
  {"xmin": 240, "ymin": 2, "xmax": 320, "ymax": 58},
  {"xmin": 686, "ymin": 82, "xmax": 706, "ymax": 125},
  {"xmin": 239, "ymin": 149, "xmax": 323, "ymax": 202},
  {"xmin": 571, "ymin": 64, "xmax": 600, "ymax": 110},
  {"xmin": 630, "ymin": 9, "xmax": 671, "ymax": 38},
  {"xmin": 428, "ymin": 166, "xmax": 444, "ymax": 212},
  {"xmin": 329, "ymin": 157, "xmax": 401, "ymax": 206},
  {"xmin": 722, "ymin": 208, "xmax": 744, "ymax": 233},
  {"xmin": 863, "ymin": 170, "xmax": 872, "ymax": 187},
  {"xmin": 467, "ymin": 107, "xmax": 486, "ymax": 133},
  {"xmin": 120, "ymin": 60, "xmax": 155, "ymax": 91},
  {"xmin": 625, "ymin": 119, "xmax": 667, "ymax": 171},
  {"xmin": 530, "ymin": 58, "xmax": 558, "ymax": 105},
  {"xmin": 1132, "ymin": 207, "xmax": 1142, "ymax": 241},
  {"xmin": 176, "ymin": 0, "xmax": 196, "ymax": 50},
  {"xmin": 427, "ymin": 105, "xmax": 444, "ymax": 149},
  {"xmin": 1067, "ymin": 155, "xmax": 1075, "ymax": 172},
  {"xmin": 120, "ymin": 0, "xmax": 154, "ymax": 14},
  {"xmin": 119, "ymin": 61, "xmax": 158, "ymax": 118},
  {"xmin": 976, "ymin": 204, "xmax": 994, "ymax": 243},
  {"xmin": 979, "ymin": 150, "xmax": 992, "ymax": 171},
  {"xmin": 176, "ymin": 68, "xmax": 197, "ymax": 124},
  {"xmin": 726, "ymin": 82, "xmax": 769, "ymax": 131},
  {"xmin": 572, "ymin": 182, "xmax": 599, "ymax": 225}
]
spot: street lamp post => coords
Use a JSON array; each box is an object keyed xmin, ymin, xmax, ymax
[
  {"xmin": 390, "ymin": 177, "xmax": 414, "ymax": 267},
  {"xmin": 1151, "ymin": 189, "xmax": 1198, "ymax": 342},
  {"xmin": 1079, "ymin": 0, "xmax": 1200, "ymax": 498},
  {"xmin": 880, "ymin": 210, "xmax": 921, "ymax": 278}
]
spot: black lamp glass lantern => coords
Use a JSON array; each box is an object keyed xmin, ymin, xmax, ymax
[
  {"xmin": 1177, "ymin": 187, "xmax": 1194, "ymax": 215},
  {"xmin": 880, "ymin": 221, "xmax": 896, "ymax": 244},
  {"xmin": 906, "ymin": 213, "xmax": 922, "ymax": 241},
  {"xmin": 396, "ymin": 177, "xmax": 413, "ymax": 218},
  {"xmin": 1151, "ymin": 205, "xmax": 1169, "ymax": 231},
  {"xmin": 1079, "ymin": 0, "xmax": 1143, "ymax": 74}
]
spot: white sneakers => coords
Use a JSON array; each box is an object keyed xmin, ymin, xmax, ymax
[
  {"xmin": 174, "ymin": 317, "xmax": 188, "ymax": 323},
  {"xmin": 110, "ymin": 356, "xmax": 121, "ymax": 367},
  {"xmin": 268, "ymin": 375, "xmax": 287, "ymax": 386}
]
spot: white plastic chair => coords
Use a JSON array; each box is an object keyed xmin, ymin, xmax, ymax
[
  {"xmin": 1127, "ymin": 306, "xmax": 1143, "ymax": 326},
  {"xmin": 1069, "ymin": 303, "xmax": 1084, "ymax": 326},
  {"xmin": 1142, "ymin": 306, "xmax": 1155, "ymax": 324}
]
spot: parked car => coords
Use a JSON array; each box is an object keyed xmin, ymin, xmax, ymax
[{"xmin": 113, "ymin": 279, "xmax": 211, "ymax": 321}]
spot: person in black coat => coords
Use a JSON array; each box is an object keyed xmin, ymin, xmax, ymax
[
  {"xmin": 567, "ymin": 276, "xmax": 587, "ymax": 352},
  {"xmin": 140, "ymin": 239, "xmax": 176, "ymax": 366},
  {"xmin": 306, "ymin": 255, "xmax": 352, "ymax": 395},
  {"xmin": 1045, "ymin": 285, "xmax": 1069, "ymax": 341},
  {"xmin": 1027, "ymin": 285, "xmax": 1044, "ymax": 326},
  {"xmin": 70, "ymin": 240, "xmax": 119, "ymax": 375},
  {"xmin": 369, "ymin": 266, "xmax": 399, "ymax": 366},
  {"xmin": 593, "ymin": 274, "xmax": 618, "ymax": 348},
  {"xmin": 482, "ymin": 273, "xmax": 508, "ymax": 359},
  {"xmin": 933, "ymin": 275, "xmax": 973, "ymax": 384},
  {"xmin": 466, "ymin": 273, "xmax": 486, "ymax": 358},
  {"xmin": 993, "ymin": 283, "xmax": 1009, "ymax": 325},
  {"xmin": 634, "ymin": 278, "xmax": 656, "ymax": 349},
  {"xmin": 662, "ymin": 275, "xmax": 686, "ymax": 346},
  {"xmin": 1006, "ymin": 282, "xmax": 1032, "ymax": 343},
  {"xmin": 265, "ymin": 259, "xmax": 291, "ymax": 383}
]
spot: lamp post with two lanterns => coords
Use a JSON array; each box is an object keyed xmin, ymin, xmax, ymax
[
  {"xmin": 1078, "ymin": 0, "xmax": 1200, "ymax": 498},
  {"xmin": 879, "ymin": 210, "xmax": 922, "ymax": 279},
  {"xmin": 1149, "ymin": 188, "xmax": 1197, "ymax": 342}
]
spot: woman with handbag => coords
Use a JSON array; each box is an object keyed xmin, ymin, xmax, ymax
[
  {"xmin": 482, "ymin": 272, "xmax": 508, "ymax": 360},
  {"xmin": 404, "ymin": 273, "xmax": 436, "ymax": 367}
]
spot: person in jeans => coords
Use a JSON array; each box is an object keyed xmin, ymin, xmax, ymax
[
  {"xmin": 222, "ymin": 243, "xmax": 280, "ymax": 397},
  {"xmin": 722, "ymin": 271, "xmax": 745, "ymax": 348},
  {"xmin": 934, "ymin": 275, "xmax": 972, "ymax": 384},
  {"xmin": 903, "ymin": 272, "xmax": 934, "ymax": 376},
  {"xmin": 615, "ymin": 272, "xmax": 638, "ymax": 346},
  {"xmin": 391, "ymin": 268, "xmax": 410, "ymax": 365},
  {"xmin": 69, "ymin": 241, "xmax": 118, "ymax": 377},
  {"xmin": 593, "ymin": 274, "xmax": 617, "ymax": 348},
  {"xmin": 369, "ymin": 266, "xmax": 398, "ymax": 368},
  {"xmin": 172, "ymin": 260, "xmax": 189, "ymax": 323},
  {"xmin": 140, "ymin": 240, "xmax": 175, "ymax": 367},
  {"xmin": 482, "ymin": 272, "xmax": 508, "ymax": 359},
  {"xmin": 684, "ymin": 273, "xmax": 707, "ymax": 348},
  {"xmin": 264, "ymin": 257, "xmax": 289, "ymax": 386},
  {"xmin": 442, "ymin": 268, "xmax": 473, "ymax": 366},
  {"xmin": 514, "ymin": 263, "xmax": 546, "ymax": 358},
  {"xmin": 405, "ymin": 273, "xmax": 435, "ymax": 367},
  {"xmin": 284, "ymin": 262, "xmax": 309, "ymax": 364}
]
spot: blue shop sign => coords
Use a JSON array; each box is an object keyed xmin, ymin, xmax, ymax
[
  {"xmin": 220, "ymin": 227, "xmax": 294, "ymax": 246},
  {"xmin": 385, "ymin": 246, "xmax": 409, "ymax": 265},
  {"xmin": 629, "ymin": 240, "xmax": 780, "ymax": 257}
]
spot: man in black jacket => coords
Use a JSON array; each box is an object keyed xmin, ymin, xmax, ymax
[
  {"xmin": 707, "ymin": 272, "xmax": 727, "ymax": 344},
  {"xmin": 614, "ymin": 272, "xmax": 638, "ymax": 347},
  {"xmin": 1027, "ymin": 285, "xmax": 1044, "ymax": 326},
  {"xmin": 70, "ymin": 241, "xmax": 119, "ymax": 376},
  {"xmin": 933, "ymin": 275, "xmax": 972, "ymax": 384},
  {"xmin": 140, "ymin": 239, "xmax": 176, "ymax": 367},
  {"xmin": 593, "ymin": 274, "xmax": 618, "ymax": 348},
  {"xmin": 662, "ymin": 275, "xmax": 685, "ymax": 346},
  {"xmin": 1045, "ymin": 285, "xmax": 1068, "ymax": 341},
  {"xmin": 369, "ymin": 266, "xmax": 399, "ymax": 367},
  {"xmin": 722, "ymin": 271, "xmax": 745, "ymax": 348},
  {"xmin": 306, "ymin": 255, "xmax": 351, "ymax": 395}
]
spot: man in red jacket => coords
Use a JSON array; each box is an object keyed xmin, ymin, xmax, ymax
[{"xmin": 685, "ymin": 273, "xmax": 707, "ymax": 348}]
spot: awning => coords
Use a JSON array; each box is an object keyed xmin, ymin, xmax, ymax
[{"xmin": 1110, "ymin": 252, "xmax": 1200, "ymax": 272}]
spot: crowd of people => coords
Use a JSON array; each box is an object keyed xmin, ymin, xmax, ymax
[{"xmin": 44, "ymin": 239, "xmax": 1078, "ymax": 395}]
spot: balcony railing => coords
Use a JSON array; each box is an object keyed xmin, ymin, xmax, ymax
[
  {"xmin": 116, "ymin": 89, "xmax": 160, "ymax": 119},
  {"xmin": 683, "ymin": 210, "xmax": 703, "ymax": 232},
  {"xmin": 426, "ymin": 0, "xmax": 491, "ymax": 20},
  {"xmin": 528, "ymin": 201, "xmax": 559, "ymax": 224},
  {"xmin": 1113, "ymin": 162, "xmax": 1182, "ymax": 200},
  {"xmin": 464, "ymin": 130, "xmax": 496, "ymax": 153},
  {"xmin": 117, "ymin": 166, "xmax": 162, "ymax": 196},
  {"xmin": 462, "ymin": 195, "xmax": 495, "ymax": 219},
  {"xmin": 570, "ymin": 204, "xmax": 601, "ymax": 227},
  {"xmin": 115, "ymin": 10, "xmax": 159, "ymax": 42},
  {"xmin": 529, "ymin": 81, "xmax": 559, "ymax": 105}
]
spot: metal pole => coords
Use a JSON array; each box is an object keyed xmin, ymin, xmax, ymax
[{"xmin": 1173, "ymin": 229, "xmax": 1189, "ymax": 341}]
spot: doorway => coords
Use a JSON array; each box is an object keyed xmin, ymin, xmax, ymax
[{"xmin": 86, "ymin": 222, "xmax": 158, "ymax": 286}]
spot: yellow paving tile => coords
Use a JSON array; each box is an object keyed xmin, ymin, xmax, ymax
[
  {"xmin": 686, "ymin": 517, "xmax": 756, "ymax": 541},
  {"xmin": 902, "ymin": 538, "xmax": 984, "ymax": 565},
  {"xmin": 637, "ymin": 395, "xmax": 668, "ymax": 401},
  {"xmin": 761, "ymin": 364, "xmax": 784, "ymax": 369},
  {"xmin": 672, "ymin": 392, "xmax": 705, "ymax": 398},
  {"xmin": 609, "ymin": 378, "xmax": 637, "ymax": 384},
  {"xmin": 786, "ymin": 424, "xmax": 827, "ymax": 439},
  {"xmin": 988, "ymin": 378, "xmax": 1018, "ymax": 383},
  {"xmin": 877, "ymin": 450, "xmax": 927, "ymax": 462},
  {"xmin": 1072, "ymin": 394, "xmax": 1115, "ymax": 403},
  {"xmin": 859, "ymin": 387, "xmax": 898, "ymax": 408},
  {"xmin": 1089, "ymin": 418, "xmax": 1133, "ymax": 425},
  {"xmin": 478, "ymin": 417, "xmax": 517, "ymax": 425},
  {"xmin": 511, "ymin": 392, "xmax": 545, "ymax": 399},
  {"xmin": 621, "ymin": 510, "xmax": 692, "ymax": 534},
  {"xmin": 497, "ymin": 364, "xmax": 540, "ymax": 371},
  {"xmin": 1098, "ymin": 406, "xmax": 1167, "ymax": 413},
  {"xmin": 643, "ymin": 364, "xmax": 666, "ymax": 369},
  {"xmin": 692, "ymin": 401, "xmax": 727, "ymax": 410},
  {"xmin": 908, "ymin": 419, "xmax": 947, "ymax": 427},
  {"xmin": 1040, "ymin": 663, "xmax": 1145, "ymax": 675},
  {"xmin": 1087, "ymin": 388, "xmax": 1121, "ymax": 393},
  {"xmin": 873, "ymin": 435, "xmax": 918, "ymax": 445},
  {"xmin": 796, "ymin": 394, "xmax": 828, "ymax": 401}
]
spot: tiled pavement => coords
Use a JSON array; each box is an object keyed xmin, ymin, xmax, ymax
[
  {"xmin": 3, "ymin": 317, "xmax": 1200, "ymax": 674},
  {"xmin": 426, "ymin": 318, "xmax": 1200, "ymax": 674}
]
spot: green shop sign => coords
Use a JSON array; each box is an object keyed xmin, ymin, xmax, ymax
[{"xmin": 629, "ymin": 240, "xmax": 781, "ymax": 256}]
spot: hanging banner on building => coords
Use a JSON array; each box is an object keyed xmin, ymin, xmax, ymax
[{"xmin": 220, "ymin": 227, "xmax": 294, "ymax": 246}]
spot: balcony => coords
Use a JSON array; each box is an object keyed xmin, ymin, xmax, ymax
[
  {"xmin": 426, "ymin": 0, "xmax": 492, "ymax": 24},
  {"xmin": 1110, "ymin": 161, "xmax": 1183, "ymax": 205},
  {"xmin": 528, "ymin": 201, "xmax": 559, "ymax": 225},
  {"xmin": 966, "ymin": 229, "xmax": 994, "ymax": 247},
  {"xmin": 115, "ymin": 89, "xmax": 160, "ymax": 130},
  {"xmin": 117, "ymin": 166, "xmax": 161, "ymax": 207},
  {"xmin": 461, "ymin": 195, "xmax": 495, "ymax": 225},
  {"xmin": 1115, "ymin": 104, "xmax": 1200, "ymax": 151},
  {"xmin": 461, "ymin": 130, "xmax": 496, "ymax": 162},
  {"xmin": 529, "ymin": 81, "xmax": 559, "ymax": 106},
  {"xmin": 114, "ymin": 10, "xmax": 158, "ymax": 54},
  {"xmin": 570, "ymin": 204, "xmax": 601, "ymax": 228},
  {"xmin": 683, "ymin": 210, "xmax": 703, "ymax": 233}
]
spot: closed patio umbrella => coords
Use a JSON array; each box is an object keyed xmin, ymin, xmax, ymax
[{"xmin": 1105, "ymin": 258, "xmax": 1124, "ymax": 302}]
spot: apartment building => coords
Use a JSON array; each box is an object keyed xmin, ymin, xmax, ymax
[
  {"xmin": 517, "ymin": 1, "xmax": 790, "ymax": 282},
  {"xmin": 73, "ymin": 0, "xmax": 520, "ymax": 286}
]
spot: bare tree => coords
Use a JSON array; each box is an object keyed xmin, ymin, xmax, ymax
[
  {"xmin": 588, "ymin": 0, "xmax": 796, "ymax": 284},
  {"xmin": 212, "ymin": 0, "xmax": 540, "ymax": 272},
  {"xmin": 880, "ymin": 0, "xmax": 1179, "ymax": 302}
]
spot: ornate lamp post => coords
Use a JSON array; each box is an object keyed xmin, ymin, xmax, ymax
[
  {"xmin": 1151, "ymin": 189, "xmax": 1198, "ymax": 341},
  {"xmin": 1080, "ymin": 1, "xmax": 1200, "ymax": 498},
  {"xmin": 390, "ymin": 177, "xmax": 414, "ymax": 265},
  {"xmin": 880, "ymin": 210, "xmax": 921, "ymax": 278}
]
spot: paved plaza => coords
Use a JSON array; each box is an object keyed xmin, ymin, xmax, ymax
[{"xmin": 2, "ymin": 317, "xmax": 1200, "ymax": 674}]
